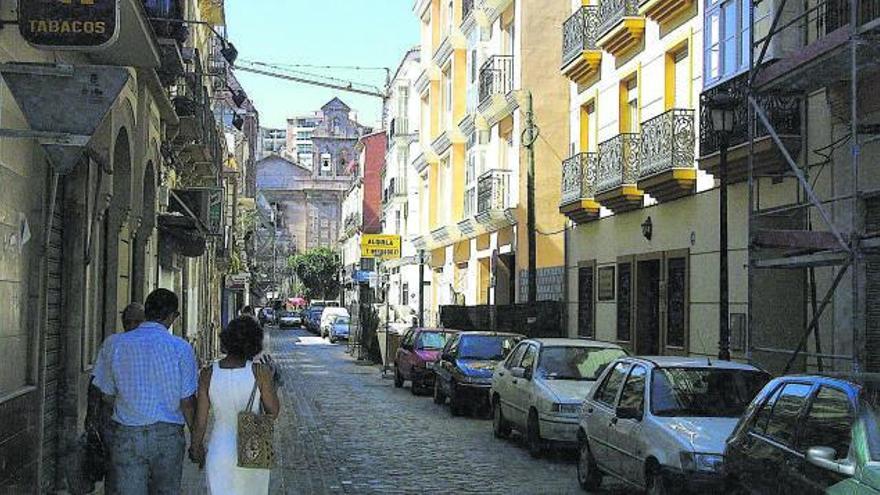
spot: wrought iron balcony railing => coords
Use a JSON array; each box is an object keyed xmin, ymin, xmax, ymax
[
  {"xmin": 562, "ymin": 6, "xmax": 600, "ymax": 66},
  {"xmin": 699, "ymin": 72, "xmax": 800, "ymax": 157},
  {"xmin": 143, "ymin": 0, "xmax": 189, "ymax": 43},
  {"xmin": 478, "ymin": 55, "xmax": 514, "ymax": 105},
  {"xmin": 477, "ymin": 169, "xmax": 512, "ymax": 214},
  {"xmin": 561, "ymin": 152, "xmax": 598, "ymax": 205},
  {"xmin": 814, "ymin": 0, "xmax": 879, "ymax": 39},
  {"xmin": 597, "ymin": 0, "xmax": 640, "ymax": 39},
  {"xmin": 596, "ymin": 134, "xmax": 640, "ymax": 193},
  {"xmin": 639, "ymin": 109, "xmax": 695, "ymax": 178}
]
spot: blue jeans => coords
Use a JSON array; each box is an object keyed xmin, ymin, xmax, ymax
[{"xmin": 110, "ymin": 422, "xmax": 185, "ymax": 495}]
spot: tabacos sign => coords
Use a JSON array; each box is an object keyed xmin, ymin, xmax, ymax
[{"xmin": 20, "ymin": 0, "xmax": 120, "ymax": 49}]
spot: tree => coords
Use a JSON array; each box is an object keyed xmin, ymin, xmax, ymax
[{"xmin": 288, "ymin": 247, "xmax": 341, "ymax": 300}]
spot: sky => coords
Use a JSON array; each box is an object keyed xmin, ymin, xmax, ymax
[{"xmin": 225, "ymin": 0, "xmax": 419, "ymax": 130}]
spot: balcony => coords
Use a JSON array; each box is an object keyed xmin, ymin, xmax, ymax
[
  {"xmin": 754, "ymin": 0, "xmax": 880, "ymax": 92},
  {"xmin": 596, "ymin": 134, "xmax": 644, "ymax": 213},
  {"xmin": 597, "ymin": 0, "xmax": 646, "ymax": 58},
  {"xmin": 559, "ymin": 153, "xmax": 601, "ymax": 223},
  {"xmin": 476, "ymin": 169, "xmax": 516, "ymax": 229},
  {"xmin": 384, "ymin": 177, "xmax": 407, "ymax": 203},
  {"xmin": 173, "ymin": 69, "xmax": 223, "ymax": 179},
  {"xmin": 698, "ymin": 72, "xmax": 801, "ymax": 183},
  {"xmin": 478, "ymin": 55, "xmax": 517, "ymax": 127},
  {"xmin": 143, "ymin": 0, "xmax": 188, "ymax": 84},
  {"xmin": 561, "ymin": 6, "xmax": 603, "ymax": 86},
  {"xmin": 476, "ymin": 0, "xmax": 515, "ymax": 26},
  {"xmin": 637, "ymin": 109, "xmax": 697, "ymax": 202},
  {"xmin": 639, "ymin": 0, "xmax": 696, "ymax": 26},
  {"xmin": 463, "ymin": 0, "xmax": 475, "ymax": 23}
]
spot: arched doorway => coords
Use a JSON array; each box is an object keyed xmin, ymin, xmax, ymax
[{"xmin": 132, "ymin": 160, "xmax": 157, "ymax": 302}]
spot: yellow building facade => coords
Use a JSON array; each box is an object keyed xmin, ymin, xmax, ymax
[{"xmin": 412, "ymin": 0, "xmax": 570, "ymax": 324}]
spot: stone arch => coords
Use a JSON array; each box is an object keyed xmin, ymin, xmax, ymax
[
  {"xmin": 102, "ymin": 127, "xmax": 134, "ymax": 337},
  {"xmin": 131, "ymin": 160, "xmax": 157, "ymax": 302}
]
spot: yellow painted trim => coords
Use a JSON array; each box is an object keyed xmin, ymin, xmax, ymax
[
  {"xmin": 671, "ymin": 168, "xmax": 697, "ymax": 180},
  {"xmin": 621, "ymin": 185, "xmax": 644, "ymax": 196},
  {"xmin": 664, "ymin": 52, "xmax": 674, "ymax": 111}
]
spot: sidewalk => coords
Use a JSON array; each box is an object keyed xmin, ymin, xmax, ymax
[{"xmin": 180, "ymin": 434, "xmax": 207, "ymax": 494}]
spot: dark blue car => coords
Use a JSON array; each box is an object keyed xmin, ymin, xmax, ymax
[{"xmin": 432, "ymin": 331, "xmax": 524, "ymax": 416}]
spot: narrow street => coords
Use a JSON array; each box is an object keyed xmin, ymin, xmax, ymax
[{"xmin": 185, "ymin": 327, "xmax": 624, "ymax": 494}]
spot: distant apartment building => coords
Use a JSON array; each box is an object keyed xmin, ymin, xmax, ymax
[{"xmin": 287, "ymin": 113, "xmax": 322, "ymax": 169}]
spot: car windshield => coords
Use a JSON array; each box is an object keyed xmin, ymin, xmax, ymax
[
  {"xmin": 415, "ymin": 332, "xmax": 451, "ymax": 350},
  {"xmin": 334, "ymin": 316, "xmax": 350, "ymax": 325},
  {"xmin": 652, "ymin": 368, "xmax": 769, "ymax": 417},
  {"xmin": 536, "ymin": 346, "xmax": 627, "ymax": 381},
  {"xmin": 280, "ymin": 311, "xmax": 296, "ymax": 317},
  {"xmin": 459, "ymin": 335, "xmax": 518, "ymax": 360}
]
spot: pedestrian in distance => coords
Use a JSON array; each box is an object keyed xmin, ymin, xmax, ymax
[
  {"xmin": 84, "ymin": 302, "xmax": 146, "ymax": 493},
  {"xmin": 92, "ymin": 288, "xmax": 199, "ymax": 495},
  {"xmin": 190, "ymin": 316, "xmax": 281, "ymax": 495}
]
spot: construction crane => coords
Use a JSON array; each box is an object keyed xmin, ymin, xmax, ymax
[{"xmin": 235, "ymin": 60, "xmax": 389, "ymax": 100}]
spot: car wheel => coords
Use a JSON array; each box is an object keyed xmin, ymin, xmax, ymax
[
  {"xmin": 647, "ymin": 470, "xmax": 671, "ymax": 495},
  {"xmin": 492, "ymin": 397, "xmax": 511, "ymax": 439},
  {"xmin": 577, "ymin": 438, "xmax": 602, "ymax": 491},
  {"xmin": 432, "ymin": 379, "xmax": 445, "ymax": 404},
  {"xmin": 526, "ymin": 409, "xmax": 543, "ymax": 458},
  {"xmin": 329, "ymin": 336, "xmax": 337, "ymax": 344},
  {"xmin": 410, "ymin": 378, "xmax": 421, "ymax": 396},
  {"xmin": 394, "ymin": 367, "xmax": 404, "ymax": 388},
  {"xmin": 449, "ymin": 383, "xmax": 463, "ymax": 416}
]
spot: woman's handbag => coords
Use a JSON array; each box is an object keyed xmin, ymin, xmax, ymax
[{"xmin": 237, "ymin": 380, "xmax": 275, "ymax": 469}]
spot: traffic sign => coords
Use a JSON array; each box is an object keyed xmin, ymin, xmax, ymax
[{"xmin": 360, "ymin": 234, "xmax": 401, "ymax": 260}]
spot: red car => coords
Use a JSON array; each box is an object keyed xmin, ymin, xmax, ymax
[{"xmin": 394, "ymin": 328, "xmax": 459, "ymax": 395}]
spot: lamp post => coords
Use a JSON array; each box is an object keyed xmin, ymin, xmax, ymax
[{"xmin": 709, "ymin": 93, "xmax": 736, "ymax": 361}]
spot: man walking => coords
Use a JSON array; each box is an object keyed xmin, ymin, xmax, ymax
[
  {"xmin": 86, "ymin": 303, "xmax": 146, "ymax": 492},
  {"xmin": 92, "ymin": 289, "xmax": 199, "ymax": 495}
]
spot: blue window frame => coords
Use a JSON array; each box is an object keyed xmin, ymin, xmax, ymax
[{"xmin": 704, "ymin": 0, "xmax": 755, "ymax": 87}]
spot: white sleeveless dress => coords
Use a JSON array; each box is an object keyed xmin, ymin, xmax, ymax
[{"xmin": 206, "ymin": 360, "xmax": 270, "ymax": 495}]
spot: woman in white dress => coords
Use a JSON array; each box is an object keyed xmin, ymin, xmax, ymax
[{"xmin": 190, "ymin": 316, "xmax": 280, "ymax": 495}]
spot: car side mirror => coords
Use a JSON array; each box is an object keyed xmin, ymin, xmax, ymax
[
  {"xmin": 615, "ymin": 406, "xmax": 642, "ymax": 421},
  {"xmin": 806, "ymin": 446, "xmax": 855, "ymax": 476},
  {"xmin": 510, "ymin": 367, "xmax": 526, "ymax": 379}
]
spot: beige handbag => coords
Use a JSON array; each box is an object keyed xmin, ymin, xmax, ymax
[{"xmin": 237, "ymin": 380, "xmax": 275, "ymax": 469}]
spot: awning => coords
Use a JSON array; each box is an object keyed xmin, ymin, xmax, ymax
[
  {"xmin": 0, "ymin": 63, "xmax": 130, "ymax": 174},
  {"xmin": 158, "ymin": 213, "xmax": 206, "ymax": 257}
]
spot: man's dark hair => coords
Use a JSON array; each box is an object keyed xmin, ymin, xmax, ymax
[
  {"xmin": 144, "ymin": 289, "xmax": 179, "ymax": 321},
  {"xmin": 220, "ymin": 317, "xmax": 264, "ymax": 360},
  {"xmin": 241, "ymin": 305, "xmax": 254, "ymax": 315}
]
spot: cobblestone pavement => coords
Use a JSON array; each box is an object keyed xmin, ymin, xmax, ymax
[{"xmin": 184, "ymin": 327, "xmax": 627, "ymax": 494}]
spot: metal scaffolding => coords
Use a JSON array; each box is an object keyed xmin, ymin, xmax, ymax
[{"xmin": 743, "ymin": 0, "xmax": 880, "ymax": 372}]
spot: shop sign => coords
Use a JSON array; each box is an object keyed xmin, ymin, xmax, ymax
[
  {"xmin": 20, "ymin": 0, "xmax": 120, "ymax": 50},
  {"xmin": 226, "ymin": 272, "xmax": 249, "ymax": 290},
  {"xmin": 360, "ymin": 234, "xmax": 401, "ymax": 260}
]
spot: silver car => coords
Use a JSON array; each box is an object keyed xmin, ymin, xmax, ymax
[
  {"xmin": 490, "ymin": 338, "xmax": 627, "ymax": 457},
  {"xmin": 576, "ymin": 356, "xmax": 769, "ymax": 494}
]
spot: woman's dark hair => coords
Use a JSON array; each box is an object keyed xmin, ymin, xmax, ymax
[
  {"xmin": 241, "ymin": 305, "xmax": 254, "ymax": 315},
  {"xmin": 144, "ymin": 289, "xmax": 179, "ymax": 321},
  {"xmin": 220, "ymin": 316, "xmax": 264, "ymax": 360}
]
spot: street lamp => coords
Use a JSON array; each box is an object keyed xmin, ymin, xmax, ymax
[{"xmin": 709, "ymin": 93, "xmax": 736, "ymax": 361}]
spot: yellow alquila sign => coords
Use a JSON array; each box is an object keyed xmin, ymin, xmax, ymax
[{"xmin": 361, "ymin": 234, "xmax": 401, "ymax": 260}]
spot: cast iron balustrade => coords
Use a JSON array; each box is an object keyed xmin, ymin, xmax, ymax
[
  {"xmin": 477, "ymin": 169, "xmax": 512, "ymax": 214},
  {"xmin": 394, "ymin": 118, "xmax": 409, "ymax": 136},
  {"xmin": 639, "ymin": 109, "xmax": 695, "ymax": 178},
  {"xmin": 596, "ymin": 134, "xmax": 640, "ymax": 193},
  {"xmin": 815, "ymin": 0, "xmax": 880, "ymax": 38},
  {"xmin": 143, "ymin": 0, "xmax": 189, "ymax": 43},
  {"xmin": 463, "ymin": 0, "xmax": 475, "ymax": 21},
  {"xmin": 562, "ymin": 6, "xmax": 600, "ymax": 66},
  {"xmin": 561, "ymin": 152, "xmax": 597, "ymax": 205},
  {"xmin": 597, "ymin": 0, "xmax": 640, "ymax": 39},
  {"xmin": 478, "ymin": 55, "xmax": 514, "ymax": 105},
  {"xmin": 699, "ymin": 72, "xmax": 800, "ymax": 157}
]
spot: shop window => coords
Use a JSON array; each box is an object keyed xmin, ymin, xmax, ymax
[
  {"xmin": 578, "ymin": 266, "xmax": 594, "ymax": 337},
  {"xmin": 666, "ymin": 257, "xmax": 687, "ymax": 348}
]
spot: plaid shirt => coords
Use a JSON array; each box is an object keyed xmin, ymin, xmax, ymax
[{"xmin": 93, "ymin": 321, "xmax": 198, "ymax": 426}]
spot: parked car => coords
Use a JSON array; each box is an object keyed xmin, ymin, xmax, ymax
[
  {"xmin": 328, "ymin": 315, "xmax": 351, "ymax": 343},
  {"xmin": 305, "ymin": 306, "xmax": 324, "ymax": 334},
  {"xmin": 394, "ymin": 328, "xmax": 459, "ymax": 395},
  {"xmin": 725, "ymin": 373, "xmax": 880, "ymax": 495},
  {"xmin": 433, "ymin": 331, "xmax": 524, "ymax": 416},
  {"xmin": 320, "ymin": 307, "xmax": 349, "ymax": 338},
  {"xmin": 491, "ymin": 338, "xmax": 627, "ymax": 457},
  {"xmin": 277, "ymin": 310, "xmax": 302, "ymax": 328},
  {"xmin": 576, "ymin": 356, "xmax": 770, "ymax": 493}
]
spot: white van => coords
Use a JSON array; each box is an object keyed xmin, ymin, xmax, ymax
[{"xmin": 320, "ymin": 307, "xmax": 349, "ymax": 338}]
